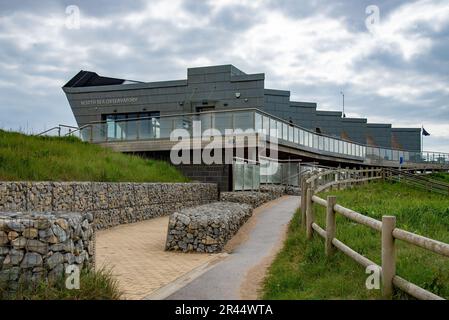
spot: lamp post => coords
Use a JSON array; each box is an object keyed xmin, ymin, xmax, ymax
[{"xmin": 340, "ymin": 91, "xmax": 345, "ymax": 118}]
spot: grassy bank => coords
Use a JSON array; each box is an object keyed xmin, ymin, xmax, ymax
[
  {"xmin": 429, "ymin": 172, "xmax": 449, "ymax": 184},
  {"xmin": 1, "ymin": 267, "xmax": 122, "ymax": 300},
  {"xmin": 0, "ymin": 130, "xmax": 187, "ymax": 182},
  {"xmin": 262, "ymin": 181, "xmax": 449, "ymax": 299}
]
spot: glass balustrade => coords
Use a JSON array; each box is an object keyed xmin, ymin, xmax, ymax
[{"xmin": 83, "ymin": 108, "xmax": 448, "ymax": 166}]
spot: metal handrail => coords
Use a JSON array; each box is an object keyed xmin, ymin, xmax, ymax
[{"xmin": 36, "ymin": 126, "xmax": 61, "ymax": 136}]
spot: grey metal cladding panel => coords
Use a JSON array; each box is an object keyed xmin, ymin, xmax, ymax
[
  {"xmin": 188, "ymin": 74, "xmax": 206, "ymax": 84},
  {"xmin": 367, "ymin": 123, "xmax": 392, "ymax": 128},
  {"xmin": 204, "ymin": 72, "xmax": 228, "ymax": 83},
  {"xmin": 265, "ymin": 94, "xmax": 285, "ymax": 103},
  {"xmin": 391, "ymin": 128, "xmax": 421, "ymax": 133},
  {"xmin": 392, "ymin": 131, "xmax": 421, "ymax": 151},
  {"xmin": 342, "ymin": 118, "xmax": 368, "ymax": 123},
  {"xmin": 187, "ymin": 65, "xmax": 233, "ymax": 76},
  {"xmin": 316, "ymin": 110, "xmax": 342, "ymax": 117},
  {"xmin": 290, "ymin": 101, "xmax": 317, "ymax": 108},
  {"xmin": 231, "ymin": 73, "xmax": 265, "ymax": 82},
  {"xmin": 231, "ymin": 80, "xmax": 265, "ymax": 91},
  {"xmin": 75, "ymin": 114, "xmax": 100, "ymax": 125},
  {"xmin": 234, "ymin": 88, "xmax": 265, "ymax": 99},
  {"xmin": 264, "ymin": 89, "xmax": 290, "ymax": 97},
  {"xmin": 230, "ymin": 65, "xmax": 246, "ymax": 76}
]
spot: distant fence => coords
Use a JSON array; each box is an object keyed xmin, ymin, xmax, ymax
[
  {"xmin": 385, "ymin": 168, "xmax": 449, "ymax": 196},
  {"xmin": 301, "ymin": 168, "xmax": 449, "ymax": 300}
]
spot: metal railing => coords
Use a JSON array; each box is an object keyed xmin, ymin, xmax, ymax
[
  {"xmin": 36, "ymin": 124, "xmax": 88, "ymax": 138},
  {"xmin": 301, "ymin": 168, "xmax": 448, "ymax": 300},
  {"xmin": 49, "ymin": 108, "xmax": 448, "ymax": 167}
]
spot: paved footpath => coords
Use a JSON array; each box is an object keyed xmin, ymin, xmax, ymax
[
  {"xmin": 167, "ymin": 196, "xmax": 299, "ymax": 300},
  {"xmin": 95, "ymin": 216, "xmax": 219, "ymax": 300}
]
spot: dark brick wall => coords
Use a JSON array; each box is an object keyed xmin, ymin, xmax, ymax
[{"xmin": 176, "ymin": 164, "xmax": 232, "ymax": 192}]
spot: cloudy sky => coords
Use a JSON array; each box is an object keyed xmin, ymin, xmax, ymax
[{"xmin": 1, "ymin": 0, "xmax": 448, "ymax": 152}]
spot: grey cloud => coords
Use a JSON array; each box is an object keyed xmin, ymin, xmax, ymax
[{"xmin": 0, "ymin": 0, "xmax": 448, "ymax": 152}]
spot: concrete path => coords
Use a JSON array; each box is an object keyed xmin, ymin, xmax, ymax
[{"xmin": 166, "ymin": 196, "xmax": 299, "ymax": 300}]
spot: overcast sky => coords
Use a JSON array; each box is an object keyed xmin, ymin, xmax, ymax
[{"xmin": 1, "ymin": 0, "xmax": 448, "ymax": 152}]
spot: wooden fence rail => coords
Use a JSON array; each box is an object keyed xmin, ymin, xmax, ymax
[{"xmin": 301, "ymin": 168, "xmax": 448, "ymax": 300}]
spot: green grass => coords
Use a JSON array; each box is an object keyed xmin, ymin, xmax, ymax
[
  {"xmin": 428, "ymin": 172, "xmax": 449, "ymax": 184},
  {"xmin": 262, "ymin": 181, "xmax": 449, "ymax": 300},
  {"xmin": 1, "ymin": 267, "xmax": 122, "ymax": 300},
  {"xmin": 0, "ymin": 130, "xmax": 187, "ymax": 182}
]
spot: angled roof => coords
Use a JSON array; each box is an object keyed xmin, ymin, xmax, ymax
[{"xmin": 63, "ymin": 70, "xmax": 142, "ymax": 88}]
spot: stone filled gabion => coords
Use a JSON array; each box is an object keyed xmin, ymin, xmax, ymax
[
  {"xmin": 259, "ymin": 185, "xmax": 288, "ymax": 198},
  {"xmin": 0, "ymin": 211, "xmax": 94, "ymax": 292},
  {"xmin": 220, "ymin": 184, "xmax": 295, "ymax": 208},
  {"xmin": 0, "ymin": 182, "xmax": 218, "ymax": 230},
  {"xmin": 220, "ymin": 192, "xmax": 275, "ymax": 208},
  {"xmin": 165, "ymin": 202, "xmax": 252, "ymax": 253}
]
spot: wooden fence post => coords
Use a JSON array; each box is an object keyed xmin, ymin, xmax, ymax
[
  {"xmin": 335, "ymin": 172, "xmax": 339, "ymax": 190},
  {"xmin": 382, "ymin": 215, "xmax": 396, "ymax": 299},
  {"xmin": 301, "ymin": 180, "xmax": 307, "ymax": 229},
  {"xmin": 306, "ymin": 187, "xmax": 314, "ymax": 239},
  {"xmin": 325, "ymin": 196, "xmax": 337, "ymax": 256}
]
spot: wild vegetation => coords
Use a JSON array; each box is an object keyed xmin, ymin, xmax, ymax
[
  {"xmin": 0, "ymin": 130, "xmax": 187, "ymax": 182},
  {"xmin": 429, "ymin": 172, "xmax": 449, "ymax": 184},
  {"xmin": 263, "ymin": 181, "xmax": 449, "ymax": 299},
  {"xmin": 1, "ymin": 267, "xmax": 122, "ymax": 300}
]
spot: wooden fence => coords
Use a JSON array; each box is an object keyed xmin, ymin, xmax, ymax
[{"xmin": 301, "ymin": 168, "xmax": 449, "ymax": 300}]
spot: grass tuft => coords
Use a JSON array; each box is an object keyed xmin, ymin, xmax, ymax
[{"xmin": 1, "ymin": 267, "xmax": 122, "ymax": 300}]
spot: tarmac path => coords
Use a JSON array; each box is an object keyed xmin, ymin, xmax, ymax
[{"xmin": 166, "ymin": 196, "xmax": 299, "ymax": 300}]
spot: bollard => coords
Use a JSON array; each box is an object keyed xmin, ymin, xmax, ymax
[
  {"xmin": 325, "ymin": 196, "xmax": 337, "ymax": 256},
  {"xmin": 382, "ymin": 216, "xmax": 396, "ymax": 299}
]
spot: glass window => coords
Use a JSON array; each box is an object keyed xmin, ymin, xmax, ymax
[
  {"xmin": 313, "ymin": 134, "xmax": 318, "ymax": 149},
  {"xmin": 270, "ymin": 119, "xmax": 277, "ymax": 138},
  {"xmin": 255, "ymin": 113, "xmax": 262, "ymax": 134},
  {"xmin": 214, "ymin": 113, "xmax": 233, "ymax": 134},
  {"xmin": 106, "ymin": 115, "xmax": 116, "ymax": 140},
  {"xmin": 234, "ymin": 111, "xmax": 253, "ymax": 131},
  {"xmin": 277, "ymin": 121, "xmax": 282, "ymax": 139},
  {"xmin": 115, "ymin": 114, "xmax": 126, "ymax": 140},
  {"xmin": 283, "ymin": 123, "xmax": 288, "ymax": 140},
  {"xmin": 126, "ymin": 113, "xmax": 138, "ymax": 140},
  {"xmin": 159, "ymin": 117, "xmax": 172, "ymax": 138},
  {"xmin": 198, "ymin": 113, "xmax": 212, "ymax": 133},
  {"xmin": 299, "ymin": 130, "xmax": 304, "ymax": 145},
  {"xmin": 263, "ymin": 116, "xmax": 270, "ymax": 135},
  {"xmin": 294, "ymin": 128, "xmax": 299, "ymax": 144},
  {"xmin": 289, "ymin": 126, "xmax": 294, "ymax": 142}
]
